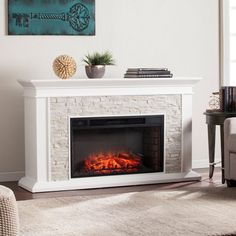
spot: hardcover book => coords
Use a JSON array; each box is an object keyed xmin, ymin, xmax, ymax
[
  {"xmin": 124, "ymin": 74, "xmax": 173, "ymax": 78},
  {"xmin": 126, "ymin": 70, "xmax": 171, "ymax": 75},
  {"xmin": 127, "ymin": 68, "xmax": 168, "ymax": 72},
  {"xmin": 220, "ymin": 86, "xmax": 236, "ymax": 112}
]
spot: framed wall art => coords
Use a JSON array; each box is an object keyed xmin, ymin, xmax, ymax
[{"xmin": 8, "ymin": 0, "xmax": 95, "ymax": 35}]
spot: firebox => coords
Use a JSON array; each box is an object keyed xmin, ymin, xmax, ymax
[{"xmin": 70, "ymin": 115, "xmax": 164, "ymax": 178}]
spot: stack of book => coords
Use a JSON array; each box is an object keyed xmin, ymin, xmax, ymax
[
  {"xmin": 220, "ymin": 86, "xmax": 236, "ymax": 112},
  {"xmin": 124, "ymin": 68, "xmax": 173, "ymax": 78}
]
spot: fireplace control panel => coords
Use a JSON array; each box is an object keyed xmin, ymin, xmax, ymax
[{"xmin": 71, "ymin": 115, "xmax": 164, "ymax": 129}]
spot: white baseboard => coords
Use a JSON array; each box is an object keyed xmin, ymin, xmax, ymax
[
  {"xmin": 0, "ymin": 171, "xmax": 25, "ymax": 182},
  {"xmin": 193, "ymin": 158, "xmax": 221, "ymax": 169}
]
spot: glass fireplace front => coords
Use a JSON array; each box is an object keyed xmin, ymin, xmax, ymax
[{"xmin": 70, "ymin": 115, "xmax": 164, "ymax": 178}]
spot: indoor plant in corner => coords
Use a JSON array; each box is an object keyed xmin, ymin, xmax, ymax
[{"xmin": 83, "ymin": 51, "xmax": 115, "ymax": 79}]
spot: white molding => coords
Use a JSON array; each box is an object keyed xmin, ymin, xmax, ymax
[
  {"xmin": 0, "ymin": 171, "xmax": 25, "ymax": 182},
  {"xmin": 193, "ymin": 159, "xmax": 209, "ymax": 169},
  {"xmin": 220, "ymin": 0, "xmax": 230, "ymax": 86},
  {"xmin": 19, "ymin": 170, "xmax": 201, "ymax": 193},
  {"xmin": 47, "ymin": 98, "xmax": 51, "ymax": 182},
  {"xmin": 18, "ymin": 78, "xmax": 202, "ymax": 98},
  {"xmin": 192, "ymin": 157, "xmax": 221, "ymax": 169}
]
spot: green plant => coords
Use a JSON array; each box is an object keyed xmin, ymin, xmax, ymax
[{"xmin": 82, "ymin": 51, "xmax": 115, "ymax": 66}]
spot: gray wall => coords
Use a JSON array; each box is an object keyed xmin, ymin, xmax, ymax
[{"xmin": 0, "ymin": 0, "xmax": 220, "ymax": 181}]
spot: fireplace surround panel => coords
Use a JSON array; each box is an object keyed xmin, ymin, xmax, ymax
[
  {"xmin": 50, "ymin": 95, "xmax": 182, "ymax": 181},
  {"xmin": 18, "ymin": 78, "xmax": 202, "ymax": 192}
]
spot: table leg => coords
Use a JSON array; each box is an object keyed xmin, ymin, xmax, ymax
[
  {"xmin": 208, "ymin": 124, "xmax": 216, "ymax": 178},
  {"xmin": 220, "ymin": 125, "xmax": 225, "ymax": 184}
]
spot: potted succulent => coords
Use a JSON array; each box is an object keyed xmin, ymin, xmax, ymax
[{"xmin": 82, "ymin": 51, "xmax": 115, "ymax": 79}]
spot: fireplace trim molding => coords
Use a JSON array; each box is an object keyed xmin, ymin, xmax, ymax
[
  {"xmin": 19, "ymin": 77, "xmax": 200, "ymax": 97},
  {"xmin": 18, "ymin": 78, "xmax": 202, "ymax": 192}
]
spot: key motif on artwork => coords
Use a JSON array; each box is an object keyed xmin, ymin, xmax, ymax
[{"xmin": 11, "ymin": 3, "xmax": 90, "ymax": 32}]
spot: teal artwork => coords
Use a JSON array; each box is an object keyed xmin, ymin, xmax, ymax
[{"xmin": 8, "ymin": 0, "xmax": 95, "ymax": 35}]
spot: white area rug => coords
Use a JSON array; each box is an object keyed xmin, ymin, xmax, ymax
[{"xmin": 18, "ymin": 186, "xmax": 236, "ymax": 236}]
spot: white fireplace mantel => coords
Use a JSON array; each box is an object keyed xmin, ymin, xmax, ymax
[
  {"xmin": 18, "ymin": 77, "xmax": 201, "ymax": 98},
  {"xmin": 18, "ymin": 77, "xmax": 202, "ymax": 193}
]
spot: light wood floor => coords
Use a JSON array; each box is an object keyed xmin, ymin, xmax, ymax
[{"xmin": 0, "ymin": 168, "xmax": 225, "ymax": 201}]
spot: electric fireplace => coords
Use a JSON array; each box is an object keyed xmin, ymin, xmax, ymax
[
  {"xmin": 70, "ymin": 115, "xmax": 164, "ymax": 178},
  {"xmin": 19, "ymin": 78, "xmax": 202, "ymax": 192}
]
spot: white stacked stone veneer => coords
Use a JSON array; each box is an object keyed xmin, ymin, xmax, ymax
[
  {"xmin": 50, "ymin": 95, "xmax": 182, "ymax": 181},
  {"xmin": 18, "ymin": 78, "xmax": 202, "ymax": 192}
]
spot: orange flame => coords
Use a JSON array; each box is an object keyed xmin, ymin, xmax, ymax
[{"xmin": 85, "ymin": 151, "xmax": 141, "ymax": 174}]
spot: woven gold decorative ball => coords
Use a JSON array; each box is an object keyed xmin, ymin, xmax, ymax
[{"xmin": 53, "ymin": 55, "xmax": 77, "ymax": 79}]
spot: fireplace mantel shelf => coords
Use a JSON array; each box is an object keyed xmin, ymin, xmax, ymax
[{"xmin": 18, "ymin": 77, "xmax": 202, "ymax": 97}]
